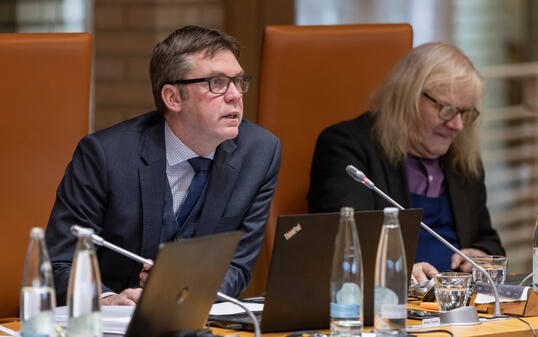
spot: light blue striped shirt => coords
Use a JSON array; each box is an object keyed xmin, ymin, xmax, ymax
[{"xmin": 164, "ymin": 121, "xmax": 214, "ymax": 217}]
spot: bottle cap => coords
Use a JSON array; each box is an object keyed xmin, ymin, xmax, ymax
[
  {"xmin": 383, "ymin": 207, "xmax": 399, "ymax": 214},
  {"xmin": 30, "ymin": 227, "xmax": 44, "ymax": 238},
  {"xmin": 340, "ymin": 207, "xmax": 354, "ymax": 216}
]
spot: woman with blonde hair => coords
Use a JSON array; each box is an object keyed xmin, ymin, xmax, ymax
[{"xmin": 308, "ymin": 42, "xmax": 504, "ymax": 282}]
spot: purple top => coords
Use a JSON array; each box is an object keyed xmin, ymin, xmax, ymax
[{"xmin": 405, "ymin": 155, "xmax": 444, "ymax": 197}]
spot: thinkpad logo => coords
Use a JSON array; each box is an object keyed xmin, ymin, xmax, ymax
[{"xmin": 284, "ymin": 223, "xmax": 302, "ymax": 240}]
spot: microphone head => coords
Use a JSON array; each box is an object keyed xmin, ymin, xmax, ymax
[
  {"xmin": 345, "ymin": 165, "xmax": 366, "ymax": 181},
  {"xmin": 70, "ymin": 224, "xmax": 94, "ymax": 237},
  {"xmin": 346, "ymin": 164, "xmax": 375, "ymax": 189}
]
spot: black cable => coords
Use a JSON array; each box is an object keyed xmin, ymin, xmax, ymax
[
  {"xmin": 511, "ymin": 316, "xmax": 537, "ymax": 337},
  {"xmin": 480, "ymin": 314, "xmax": 536, "ymax": 337},
  {"xmin": 411, "ymin": 329, "xmax": 454, "ymax": 337}
]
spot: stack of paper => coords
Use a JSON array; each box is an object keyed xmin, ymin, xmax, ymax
[
  {"xmin": 209, "ymin": 301, "xmax": 263, "ymax": 315},
  {"xmin": 55, "ymin": 305, "xmax": 135, "ymax": 336}
]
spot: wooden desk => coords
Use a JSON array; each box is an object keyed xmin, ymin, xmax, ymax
[
  {"xmin": 3, "ymin": 314, "xmax": 538, "ymax": 337},
  {"xmin": 211, "ymin": 317, "xmax": 538, "ymax": 337}
]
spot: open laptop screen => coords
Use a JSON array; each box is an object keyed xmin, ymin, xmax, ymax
[{"xmin": 125, "ymin": 231, "xmax": 242, "ymax": 337}]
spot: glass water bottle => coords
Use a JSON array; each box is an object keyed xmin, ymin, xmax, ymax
[
  {"xmin": 67, "ymin": 226, "xmax": 102, "ymax": 337},
  {"xmin": 532, "ymin": 217, "xmax": 538, "ymax": 292},
  {"xmin": 374, "ymin": 208, "xmax": 407, "ymax": 336},
  {"xmin": 330, "ymin": 207, "xmax": 364, "ymax": 337},
  {"xmin": 20, "ymin": 227, "xmax": 57, "ymax": 337}
]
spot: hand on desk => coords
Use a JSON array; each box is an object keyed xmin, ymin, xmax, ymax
[
  {"xmin": 101, "ymin": 288, "xmax": 142, "ymax": 305},
  {"xmin": 451, "ymin": 248, "xmax": 487, "ymax": 272},
  {"xmin": 99, "ymin": 258, "xmax": 154, "ymax": 306},
  {"xmin": 412, "ymin": 262, "xmax": 438, "ymax": 283},
  {"xmin": 139, "ymin": 259, "xmax": 154, "ymax": 288},
  {"xmin": 411, "ymin": 248, "xmax": 487, "ymax": 283}
]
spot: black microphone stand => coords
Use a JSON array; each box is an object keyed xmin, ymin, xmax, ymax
[{"xmin": 345, "ymin": 165, "xmax": 502, "ymax": 318}]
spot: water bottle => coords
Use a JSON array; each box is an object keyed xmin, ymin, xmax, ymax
[
  {"xmin": 532, "ymin": 217, "xmax": 538, "ymax": 292},
  {"xmin": 67, "ymin": 226, "xmax": 102, "ymax": 337},
  {"xmin": 20, "ymin": 227, "xmax": 57, "ymax": 337},
  {"xmin": 330, "ymin": 207, "xmax": 364, "ymax": 337},
  {"xmin": 374, "ymin": 207, "xmax": 407, "ymax": 336}
]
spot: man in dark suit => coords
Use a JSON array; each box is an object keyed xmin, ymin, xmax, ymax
[{"xmin": 46, "ymin": 26, "xmax": 281, "ymax": 305}]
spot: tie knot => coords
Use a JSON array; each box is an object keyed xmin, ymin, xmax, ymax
[{"xmin": 188, "ymin": 157, "xmax": 212, "ymax": 172}]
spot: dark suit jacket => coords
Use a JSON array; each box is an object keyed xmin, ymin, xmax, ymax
[
  {"xmin": 308, "ymin": 113, "xmax": 504, "ymax": 257},
  {"xmin": 46, "ymin": 111, "xmax": 281, "ymax": 305}
]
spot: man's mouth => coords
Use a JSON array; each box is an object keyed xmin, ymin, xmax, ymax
[{"xmin": 222, "ymin": 112, "xmax": 239, "ymax": 119}]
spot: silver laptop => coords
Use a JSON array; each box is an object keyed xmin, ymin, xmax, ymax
[{"xmin": 125, "ymin": 231, "xmax": 242, "ymax": 337}]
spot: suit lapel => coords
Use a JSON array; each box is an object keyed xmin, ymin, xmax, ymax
[
  {"xmin": 195, "ymin": 139, "xmax": 240, "ymax": 236},
  {"xmin": 139, "ymin": 120, "xmax": 167, "ymax": 258},
  {"xmin": 442, "ymin": 159, "xmax": 470, "ymax": 247},
  {"xmin": 379, "ymin": 150, "xmax": 411, "ymax": 208}
]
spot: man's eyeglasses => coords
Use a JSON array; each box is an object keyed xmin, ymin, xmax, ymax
[
  {"xmin": 423, "ymin": 92, "xmax": 479, "ymax": 124},
  {"xmin": 168, "ymin": 75, "xmax": 251, "ymax": 95}
]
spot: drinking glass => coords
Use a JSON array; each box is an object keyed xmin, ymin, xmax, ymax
[
  {"xmin": 433, "ymin": 272, "xmax": 472, "ymax": 311},
  {"xmin": 471, "ymin": 255, "xmax": 507, "ymax": 284}
]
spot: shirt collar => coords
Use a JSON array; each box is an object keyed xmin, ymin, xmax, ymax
[{"xmin": 164, "ymin": 121, "xmax": 215, "ymax": 166}]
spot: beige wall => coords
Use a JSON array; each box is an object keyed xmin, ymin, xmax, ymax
[
  {"xmin": 93, "ymin": 0, "xmax": 294, "ymax": 132},
  {"xmin": 93, "ymin": 0, "xmax": 226, "ymax": 131}
]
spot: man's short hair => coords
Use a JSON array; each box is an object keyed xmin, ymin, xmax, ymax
[{"xmin": 150, "ymin": 25, "xmax": 241, "ymax": 114}]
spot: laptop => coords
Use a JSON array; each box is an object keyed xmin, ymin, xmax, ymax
[
  {"xmin": 124, "ymin": 231, "xmax": 242, "ymax": 337},
  {"xmin": 209, "ymin": 209, "xmax": 422, "ymax": 332}
]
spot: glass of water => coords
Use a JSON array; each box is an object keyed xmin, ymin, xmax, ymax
[
  {"xmin": 433, "ymin": 272, "xmax": 472, "ymax": 312},
  {"xmin": 471, "ymin": 255, "xmax": 507, "ymax": 284}
]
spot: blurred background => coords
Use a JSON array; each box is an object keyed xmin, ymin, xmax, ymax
[{"xmin": 0, "ymin": 0, "xmax": 536, "ymax": 275}]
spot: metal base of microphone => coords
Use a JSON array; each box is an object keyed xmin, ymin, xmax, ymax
[{"xmin": 439, "ymin": 306, "xmax": 481, "ymax": 326}]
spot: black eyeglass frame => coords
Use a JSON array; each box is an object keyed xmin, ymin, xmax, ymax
[
  {"xmin": 167, "ymin": 75, "xmax": 251, "ymax": 95},
  {"xmin": 422, "ymin": 92, "xmax": 480, "ymax": 124}
]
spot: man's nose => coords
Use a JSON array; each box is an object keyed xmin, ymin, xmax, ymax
[
  {"xmin": 225, "ymin": 81, "xmax": 242, "ymax": 99},
  {"xmin": 446, "ymin": 112, "xmax": 464, "ymax": 131}
]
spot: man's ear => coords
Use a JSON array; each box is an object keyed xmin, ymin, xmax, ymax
[{"xmin": 161, "ymin": 84, "xmax": 182, "ymax": 113}]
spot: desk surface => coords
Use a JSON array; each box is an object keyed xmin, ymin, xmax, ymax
[
  {"xmin": 211, "ymin": 316, "xmax": 538, "ymax": 337},
  {"xmin": 2, "ymin": 312, "xmax": 537, "ymax": 337}
]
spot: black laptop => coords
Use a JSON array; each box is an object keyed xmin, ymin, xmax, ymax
[
  {"xmin": 209, "ymin": 209, "xmax": 422, "ymax": 332},
  {"xmin": 124, "ymin": 231, "xmax": 242, "ymax": 337}
]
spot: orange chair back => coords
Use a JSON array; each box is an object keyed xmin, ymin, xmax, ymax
[
  {"xmin": 0, "ymin": 33, "xmax": 92, "ymax": 318},
  {"xmin": 257, "ymin": 24, "xmax": 413, "ymax": 262}
]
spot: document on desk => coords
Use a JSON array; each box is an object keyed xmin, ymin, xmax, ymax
[
  {"xmin": 55, "ymin": 302, "xmax": 262, "ymax": 335},
  {"xmin": 209, "ymin": 301, "xmax": 263, "ymax": 315},
  {"xmin": 55, "ymin": 305, "xmax": 135, "ymax": 335}
]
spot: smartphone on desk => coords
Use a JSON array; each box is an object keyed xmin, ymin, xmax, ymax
[
  {"xmin": 421, "ymin": 284, "xmax": 436, "ymax": 302},
  {"xmin": 407, "ymin": 308, "xmax": 440, "ymax": 320}
]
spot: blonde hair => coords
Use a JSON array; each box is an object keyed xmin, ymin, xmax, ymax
[{"xmin": 369, "ymin": 42, "xmax": 484, "ymax": 177}]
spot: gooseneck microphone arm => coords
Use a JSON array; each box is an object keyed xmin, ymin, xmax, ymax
[
  {"xmin": 70, "ymin": 225, "xmax": 262, "ymax": 337},
  {"xmin": 345, "ymin": 165, "xmax": 502, "ymax": 317}
]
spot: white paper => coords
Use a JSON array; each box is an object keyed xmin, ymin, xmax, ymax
[
  {"xmin": 55, "ymin": 305, "xmax": 134, "ymax": 334},
  {"xmin": 209, "ymin": 301, "xmax": 264, "ymax": 315}
]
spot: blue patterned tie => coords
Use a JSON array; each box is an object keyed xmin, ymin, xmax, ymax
[{"xmin": 176, "ymin": 157, "xmax": 212, "ymax": 237}]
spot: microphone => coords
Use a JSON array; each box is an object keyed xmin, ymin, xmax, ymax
[
  {"xmin": 70, "ymin": 225, "xmax": 262, "ymax": 337},
  {"xmin": 345, "ymin": 165, "xmax": 502, "ymax": 318},
  {"xmin": 72, "ymin": 225, "xmax": 154, "ymax": 266}
]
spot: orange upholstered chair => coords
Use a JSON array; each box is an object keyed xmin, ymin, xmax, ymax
[
  {"xmin": 257, "ymin": 24, "xmax": 413, "ymax": 264},
  {"xmin": 0, "ymin": 33, "xmax": 92, "ymax": 318}
]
